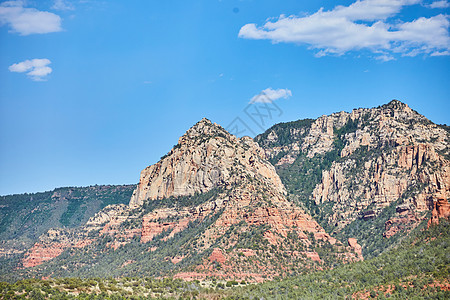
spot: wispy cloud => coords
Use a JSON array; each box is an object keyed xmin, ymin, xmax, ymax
[
  {"xmin": 0, "ymin": 0, "xmax": 62, "ymax": 35},
  {"xmin": 9, "ymin": 59, "xmax": 53, "ymax": 81},
  {"xmin": 430, "ymin": 50, "xmax": 450, "ymax": 55},
  {"xmin": 426, "ymin": 0, "xmax": 450, "ymax": 8},
  {"xmin": 250, "ymin": 88, "xmax": 292, "ymax": 104},
  {"xmin": 239, "ymin": 0, "xmax": 450, "ymax": 60},
  {"xmin": 52, "ymin": 0, "xmax": 75, "ymax": 11}
]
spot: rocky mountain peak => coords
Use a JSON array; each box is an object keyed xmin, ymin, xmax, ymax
[
  {"xmin": 178, "ymin": 118, "xmax": 228, "ymax": 144},
  {"xmin": 382, "ymin": 99, "xmax": 410, "ymax": 111},
  {"xmin": 129, "ymin": 118, "xmax": 285, "ymax": 207},
  {"xmin": 376, "ymin": 99, "xmax": 433, "ymax": 126}
]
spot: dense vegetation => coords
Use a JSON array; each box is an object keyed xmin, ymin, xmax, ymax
[
  {"xmin": 255, "ymin": 119, "xmax": 314, "ymax": 148},
  {"xmin": 0, "ymin": 277, "xmax": 214, "ymax": 299},
  {"xmin": 1, "ymin": 189, "xmax": 225, "ymax": 281},
  {"xmin": 1, "ymin": 220, "xmax": 448, "ymax": 299},
  {"xmin": 138, "ymin": 188, "xmax": 223, "ymax": 214}
]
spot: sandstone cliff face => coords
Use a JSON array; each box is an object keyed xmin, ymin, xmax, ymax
[
  {"xmin": 428, "ymin": 194, "xmax": 450, "ymax": 227},
  {"xmin": 310, "ymin": 104, "xmax": 449, "ymax": 232},
  {"xmin": 256, "ymin": 100, "xmax": 450, "ymax": 250},
  {"xmin": 18, "ymin": 101, "xmax": 449, "ymax": 279},
  {"xmin": 311, "ymin": 142, "xmax": 449, "ymax": 230}
]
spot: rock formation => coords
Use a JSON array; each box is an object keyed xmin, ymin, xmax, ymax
[
  {"xmin": 130, "ymin": 118, "xmax": 285, "ymax": 207},
  {"xmin": 256, "ymin": 100, "xmax": 450, "ymax": 253},
  {"xmin": 348, "ymin": 238, "xmax": 363, "ymax": 257},
  {"xmin": 428, "ymin": 193, "xmax": 450, "ymax": 227}
]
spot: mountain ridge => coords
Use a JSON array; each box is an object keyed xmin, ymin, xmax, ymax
[
  {"xmin": 1, "ymin": 99, "xmax": 448, "ymax": 282},
  {"xmin": 2, "ymin": 113, "xmax": 362, "ymax": 281},
  {"xmin": 255, "ymin": 99, "xmax": 450, "ymax": 258}
]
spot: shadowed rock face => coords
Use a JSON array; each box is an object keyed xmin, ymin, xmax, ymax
[{"xmin": 129, "ymin": 118, "xmax": 285, "ymax": 207}]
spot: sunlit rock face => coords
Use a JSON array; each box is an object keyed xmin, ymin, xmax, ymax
[{"xmin": 129, "ymin": 118, "xmax": 285, "ymax": 207}]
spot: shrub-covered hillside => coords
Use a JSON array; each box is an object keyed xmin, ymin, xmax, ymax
[{"xmin": 1, "ymin": 220, "xmax": 448, "ymax": 299}]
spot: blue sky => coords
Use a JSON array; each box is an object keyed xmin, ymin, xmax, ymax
[{"xmin": 0, "ymin": 0, "xmax": 449, "ymax": 195}]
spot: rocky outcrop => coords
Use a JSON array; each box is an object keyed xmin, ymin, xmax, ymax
[
  {"xmin": 397, "ymin": 144, "xmax": 439, "ymax": 169},
  {"xmin": 209, "ymin": 248, "xmax": 226, "ymax": 263},
  {"xmin": 129, "ymin": 119, "xmax": 359, "ymax": 276},
  {"xmin": 22, "ymin": 243, "xmax": 67, "ymax": 268},
  {"xmin": 302, "ymin": 111, "xmax": 349, "ymax": 158},
  {"xmin": 22, "ymin": 229, "xmax": 93, "ymax": 268},
  {"xmin": 310, "ymin": 142, "xmax": 449, "ymax": 230},
  {"xmin": 141, "ymin": 210, "xmax": 193, "ymax": 243},
  {"xmin": 311, "ymin": 144, "xmax": 449, "ymax": 233},
  {"xmin": 348, "ymin": 238, "xmax": 362, "ymax": 257},
  {"xmin": 428, "ymin": 194, "xmax": 450, "ymax": 227},
  {"xmin": 383, "ymin": 212, "xmax": 422, "ymax": 238}
]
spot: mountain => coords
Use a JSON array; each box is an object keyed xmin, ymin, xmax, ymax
[
  {"xmin": 1, "ymin": 100, "xmax": 448, "ymax": 283},
  {"xmin": 1, "ymin": 118, "xmax": 361, "ymax": 282},
  {"xmin": 255, "ymin": 99, "xmax": 450, "ymax": 258}
]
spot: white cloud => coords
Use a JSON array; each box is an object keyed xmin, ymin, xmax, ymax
[
  {"xmin": 250, "ymin": 88, "xmax": 292, "ymax": 104},
  {"xmin": 431, "ymin": 50, "xmax": 450, "ymax": 55},
  {"xmin": 426, "ymin": 1, "xmax": 450, "ymax": 8},
  {"xmin": 52, "ymin": 0, "xmax": 74, "ymax": 11},
  {"xmin": 375, "ymin": 54, "xmax": 395, "ymax": 61},
  {"xmin": 239, "ymin": 0, "xmax": 450, "ymax": 59},
  {"xmin": 9, "ymin": 59, "xmax": 53, "ymax": 81},
  {"xmin": 0, "ymin": 1, "xmax": 62, "ymax": 35}
]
